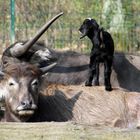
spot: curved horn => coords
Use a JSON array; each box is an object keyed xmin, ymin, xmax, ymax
[
  {"xmin": 40, "ymin": 62, "xmax": 57, "ymax": 74},
  {"xmin": 10, "ymin": 12, "xmax": 64, "ymax": 57}
]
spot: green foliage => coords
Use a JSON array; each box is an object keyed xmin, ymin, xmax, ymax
[{"xmin": 0, "ymin": 0, "xmax": 140, "ymax": 53}]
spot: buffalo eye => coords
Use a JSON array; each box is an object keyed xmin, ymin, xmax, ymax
[
  {"xmin": 9, "ymin": 82, "xmax": 14, "ymax": 86},
  {"xmin": 8, "ymin": 79, "xmax": 17, "ymax": 87}
]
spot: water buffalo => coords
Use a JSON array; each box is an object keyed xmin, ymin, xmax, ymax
[
  {"xmin": 2, "ymin": 40, "xmax": 140, "ymax": 92},
  {"xmin": 43, "ymin": 51, "xmax": 140, "ymax": 93},
  {"xmin": 1, "ymin": 43, "xmax": 140, "ymax": 93},
  {"xmin": 0, "ymin": 62, "xmax": 140, "ymax": 129}
]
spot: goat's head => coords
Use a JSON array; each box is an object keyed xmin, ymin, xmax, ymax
[
  {"xmin": 0, "ymin": 62, "xmax": 56, "ymax": 122},
  {"xmin": 79, "ymin": 18, "xmax": 99, "ymax": 39}
]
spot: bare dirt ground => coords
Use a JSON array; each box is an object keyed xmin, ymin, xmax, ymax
[
  {"xmin": 46, "ymin": 52, "xmax": 140, "ymax": 93},
  {"xmin": 0, "ymin": 122, "xmax": 140, "ymax": 140}
]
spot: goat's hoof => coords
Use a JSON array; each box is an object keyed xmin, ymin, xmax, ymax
[
  {"xmin": 85, "ymin": 82, "xmax": 92, "ymax": 86},
  {"xmin": 94, "ymin": 81, "xmax": 99, "ymax": 86},
  {"xmin": 136, "ymin": 121, "xmax": 140, "ymax": 129},
  {"xmin": 136, "ymin": 125, "xmax": 140, "ymax": 129},
  {"xmin": 105, "ymin": 86, "xmax": 112, "ymax": 91}
]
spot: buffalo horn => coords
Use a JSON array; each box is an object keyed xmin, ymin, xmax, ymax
[
  {"xmin": 40, "ymin": 62, "xmax": 57, "ymax": 74},
  {"xmin": 10, "ymin": 12, "xmax": 63, "ymax": 57}
]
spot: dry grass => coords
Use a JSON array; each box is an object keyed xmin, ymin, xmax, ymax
[{"xmin": 0, "ymin": 122, "xmax": 140, "ymax": 140}]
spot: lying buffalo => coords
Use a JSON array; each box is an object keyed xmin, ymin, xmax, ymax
[
  {"xmin": 1, "ymin": 40, "xmax": 140, "ymax": 92},
  {"xmin": 0, "ymin": 62, "xmax": 140, "ymax": 129},
  {"xmin": 45, "ymin": 50, "xmax": 140, "ymax": 92}
]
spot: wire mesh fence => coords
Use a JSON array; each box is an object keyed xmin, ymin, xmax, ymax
[{"xmin": 0, "ymin": 0, "xmax": 140, "ymax": 53}]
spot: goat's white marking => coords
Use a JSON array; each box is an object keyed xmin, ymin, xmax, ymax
[{"xmin": 87, "ymin": 18, "xmax": 92, "ymax": 20}]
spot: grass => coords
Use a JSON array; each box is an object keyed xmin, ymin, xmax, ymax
[{"xmin": 0, "ymin": 122, "xmax": 140, "ymax": 140}]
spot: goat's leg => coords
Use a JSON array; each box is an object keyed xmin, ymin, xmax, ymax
[
  {"xmin": 85, "ymin": 56, "xmax": 97, "ymax": 86},
  {"xmin": 94, "ymin": 63, "xmax": 99, "ymax": 86},
  {"xmin": 104, "ymin": 59, "xmax": 112, "ymax": 91},
  {"xmin": 136, "ymin": 108, "xmax": 140, "ymax": 129},
  {"xmin": 85, "ymin": 68, "xmax": 95, "ymax": 86}
]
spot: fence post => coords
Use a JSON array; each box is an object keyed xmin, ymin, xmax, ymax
[{"xmin": 10, "ymin": 0, "xmax": 15, "ymax": 43}]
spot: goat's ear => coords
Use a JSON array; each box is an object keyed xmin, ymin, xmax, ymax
[
  {"xmin": 39, "ymin": 62, "xmax": 57, "ymax": 75},
  {"xmin": 91, "ymin": 19, "xmax": 99, "ymax": 29}
]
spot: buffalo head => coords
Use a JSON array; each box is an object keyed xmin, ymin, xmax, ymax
[
  {"xmin": 1, "ymin": 12, "xmax": 63, "ymax": 69},
  {"xmin": 0, "ymin": 62, "xmax": 56, "ymax": 122}
]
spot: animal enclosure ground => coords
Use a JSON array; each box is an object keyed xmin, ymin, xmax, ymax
[
  {"xmin": 0, "ymin": 122, "xmax": 140, "ymax": 140},
  {"xmin": 0, "ymin": 50, "xmax": 140, "ymax": 139}
]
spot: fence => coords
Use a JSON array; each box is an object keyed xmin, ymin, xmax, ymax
[{"xmin": 0, "ymin": 0, "xmax": 140, "ymax": 53}]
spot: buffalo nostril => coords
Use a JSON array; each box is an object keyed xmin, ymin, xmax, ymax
[
  {"xmin": 21, "ymin": 100, "xmax": 32, "ymax": 108},
  {"xmin": 29, "ymin": 100, "xmax": 32, "ymax": 105},
  {"xmin": 21, "ymin": 101, "xmax": 26, "ymax": 106}
]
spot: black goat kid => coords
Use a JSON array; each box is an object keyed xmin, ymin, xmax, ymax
[{"xmin": 79, "ymin": 18, "xmax": 114, "ymax": 91}]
